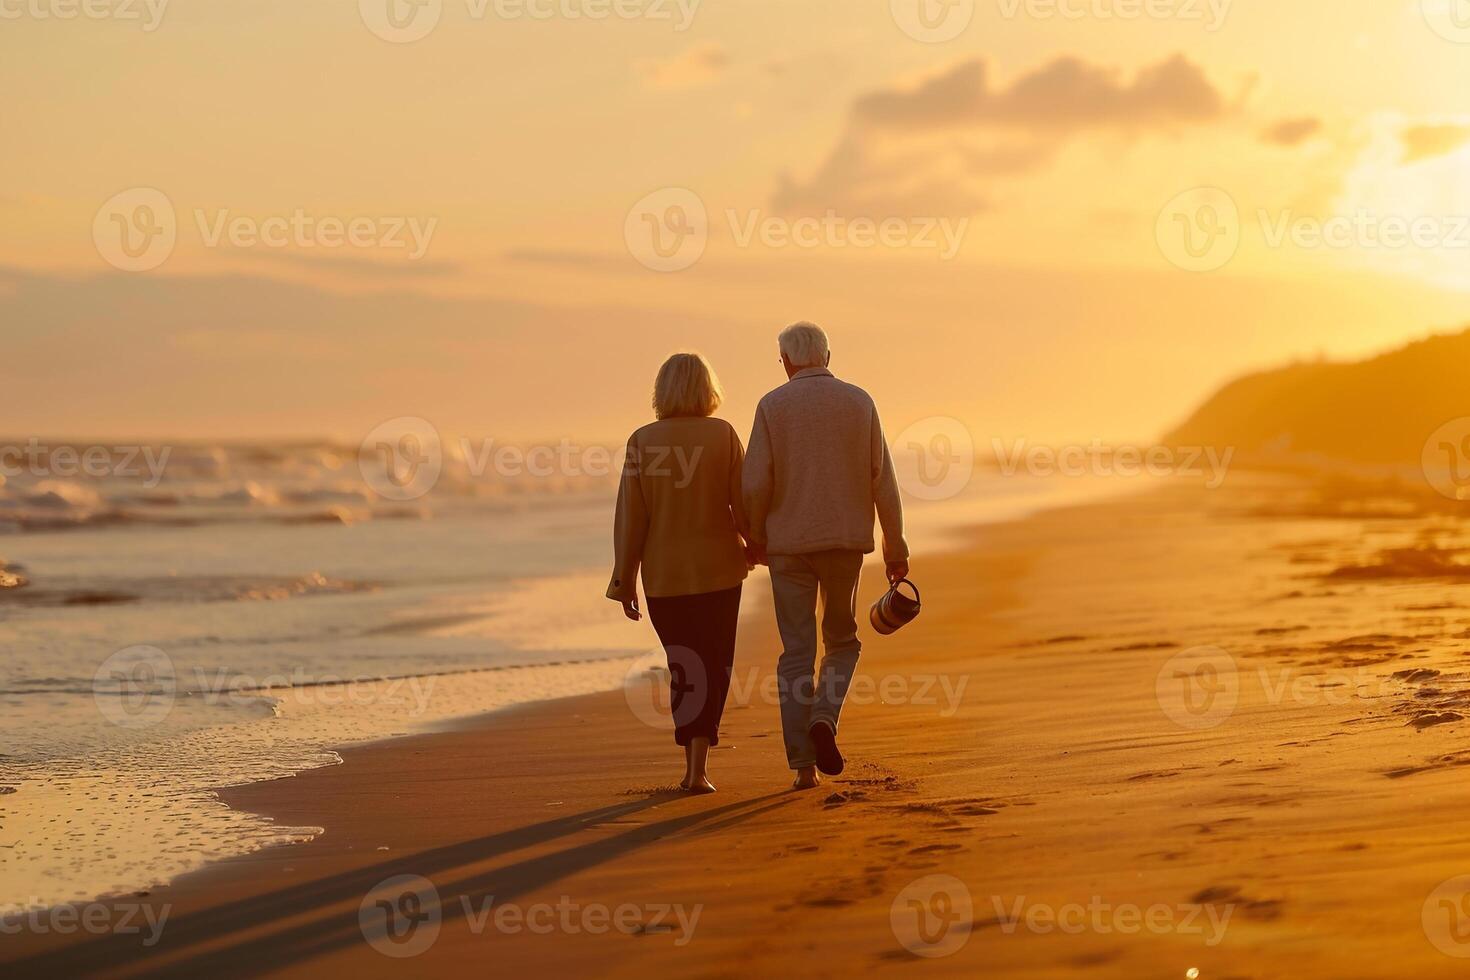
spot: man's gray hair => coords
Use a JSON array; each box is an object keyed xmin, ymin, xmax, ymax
[{"xmin": 778, "ymin": 321, "xmax": 830, "ymax": 369}]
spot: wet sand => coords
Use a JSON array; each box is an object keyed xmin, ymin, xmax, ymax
[{"xmin": 9, "ymin": 475, "xmax": 1470, "ymax": 977}]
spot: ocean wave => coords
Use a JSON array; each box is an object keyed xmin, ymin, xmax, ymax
[{"xmin": 0, "ymin": 571, "xmax": 378, "ymax": 608}]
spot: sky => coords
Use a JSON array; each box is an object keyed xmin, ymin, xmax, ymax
[{"xmin": 5, "ymin": 0, "xmax": 1470, "ymax": 445}]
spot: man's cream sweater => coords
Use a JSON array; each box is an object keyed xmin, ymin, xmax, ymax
[{"xmin": 742, "ymin": 367, "xmax": 909, "ymax": 562}]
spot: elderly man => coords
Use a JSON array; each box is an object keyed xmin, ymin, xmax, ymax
[{"xmin": 743, "ymin": 321, "xmax": 910, "ymax": 790}]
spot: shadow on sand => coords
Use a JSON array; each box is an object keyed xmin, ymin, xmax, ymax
[{"xmin": 4, "ymin": 789, "xmax": 794, "ymax": 979}]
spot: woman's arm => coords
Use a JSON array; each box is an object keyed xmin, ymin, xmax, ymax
[
  {"xmin": 606, "ymin": 436, "xmax": 648, "ymax": 618},
  {"xmin": 728, "ymin": 423, "xmax": 750, "ymax": 541}
]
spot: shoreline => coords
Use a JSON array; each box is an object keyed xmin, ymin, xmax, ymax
[
  {"xmin": 2, "ymin": 471, "xmax": 1102, "ymax": 918},
  {"xmin": 12, "ymin": 474, "xmax": 1470, "ymax": 976}
]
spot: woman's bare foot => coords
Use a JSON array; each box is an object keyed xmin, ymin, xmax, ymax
[
  {"xmin": 683, "ymin": 737, "xmax": 713, "ymax": 793},
  {"xmin": 792, "ymin": 766, "xmax": 821, "ymax": 790},
  {"xmin": 680, "ymin": 743, "xmax": 694, "ymax": 790}
]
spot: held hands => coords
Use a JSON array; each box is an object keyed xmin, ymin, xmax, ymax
[
  {"xmin": 885, "ymin": 559, "xmax": 909, "ymax": 584},
  {"xmin": 744, "ymin": 540, "xmax": 768, "ymax": 568}
]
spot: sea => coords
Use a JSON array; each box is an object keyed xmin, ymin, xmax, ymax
[{"xmin": 0, "ymin": 435, "xmax": 1111, "ymax": 913}]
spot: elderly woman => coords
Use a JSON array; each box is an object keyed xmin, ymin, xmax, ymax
[{"xmin": 608, "ymin": 352, "xmax": 752, "ymax": 794}]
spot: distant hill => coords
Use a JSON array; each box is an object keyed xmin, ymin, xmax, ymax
[{"xmin": 1163, "ymin": 328, "xmax": 1470, "ymax": 467}]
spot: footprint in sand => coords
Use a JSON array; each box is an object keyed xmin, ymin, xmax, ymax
[
  {"xmin": 1191, "ymin": 884, "xmax": 1283, "ymax": 921},
  {"xmin": 1408, "ymin": 711, "xmax": 1465, "ymax": 729},
  {"xmin": 1383, "ymin": 749, "xmax": 1470, "ymax": 779}
]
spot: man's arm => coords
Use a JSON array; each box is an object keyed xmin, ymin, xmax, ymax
[
  {"xmin": 741, "ymin": 404, "xmax": 774, "ymax": 561},
  {"xmin": 870, "ymin": 405, "xmax": 910, "ymax": 578}
]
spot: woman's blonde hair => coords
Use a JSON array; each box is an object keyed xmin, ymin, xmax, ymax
[{"xmin": 653, "ymin": 352, "xmax": 723, "ymax": 420}]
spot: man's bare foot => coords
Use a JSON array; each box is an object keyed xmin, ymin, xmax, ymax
[
  {"xmin": 792, "ymin": 766, "xmax": 821, "ymax": 790},
  {"xmin": 808, "ymin": 721, "xmax": 844, "ymax": 776},
  {"xmin": 685, "ymin": 775, "xmax": 716, "ymax": 794}
]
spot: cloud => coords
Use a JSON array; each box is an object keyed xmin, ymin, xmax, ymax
[
  {"xmin": 1260, "ymin": 116, "xmax": 1321, "ymax": 147},
  {"xmin": 771, "ymin": 130, "xmax": 990, "ymax": 218},
  {"xmin": 1401, "ymin": 123, "xmax": 1470, "ymax": 164},
  {"xmin": 230, "ymin": 249, "xmax": 460, "ymax": 280},
  {"xmin": 638, "ymin": 42, "xmax": 729, "ymax": 91},
  {"xmin": 773, "ymin": 53, "xmax": 1227, "ymax": 219},
  {"xmin": 853, "ymin": 54, "xmax": 1225, "ymax": 133}
]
